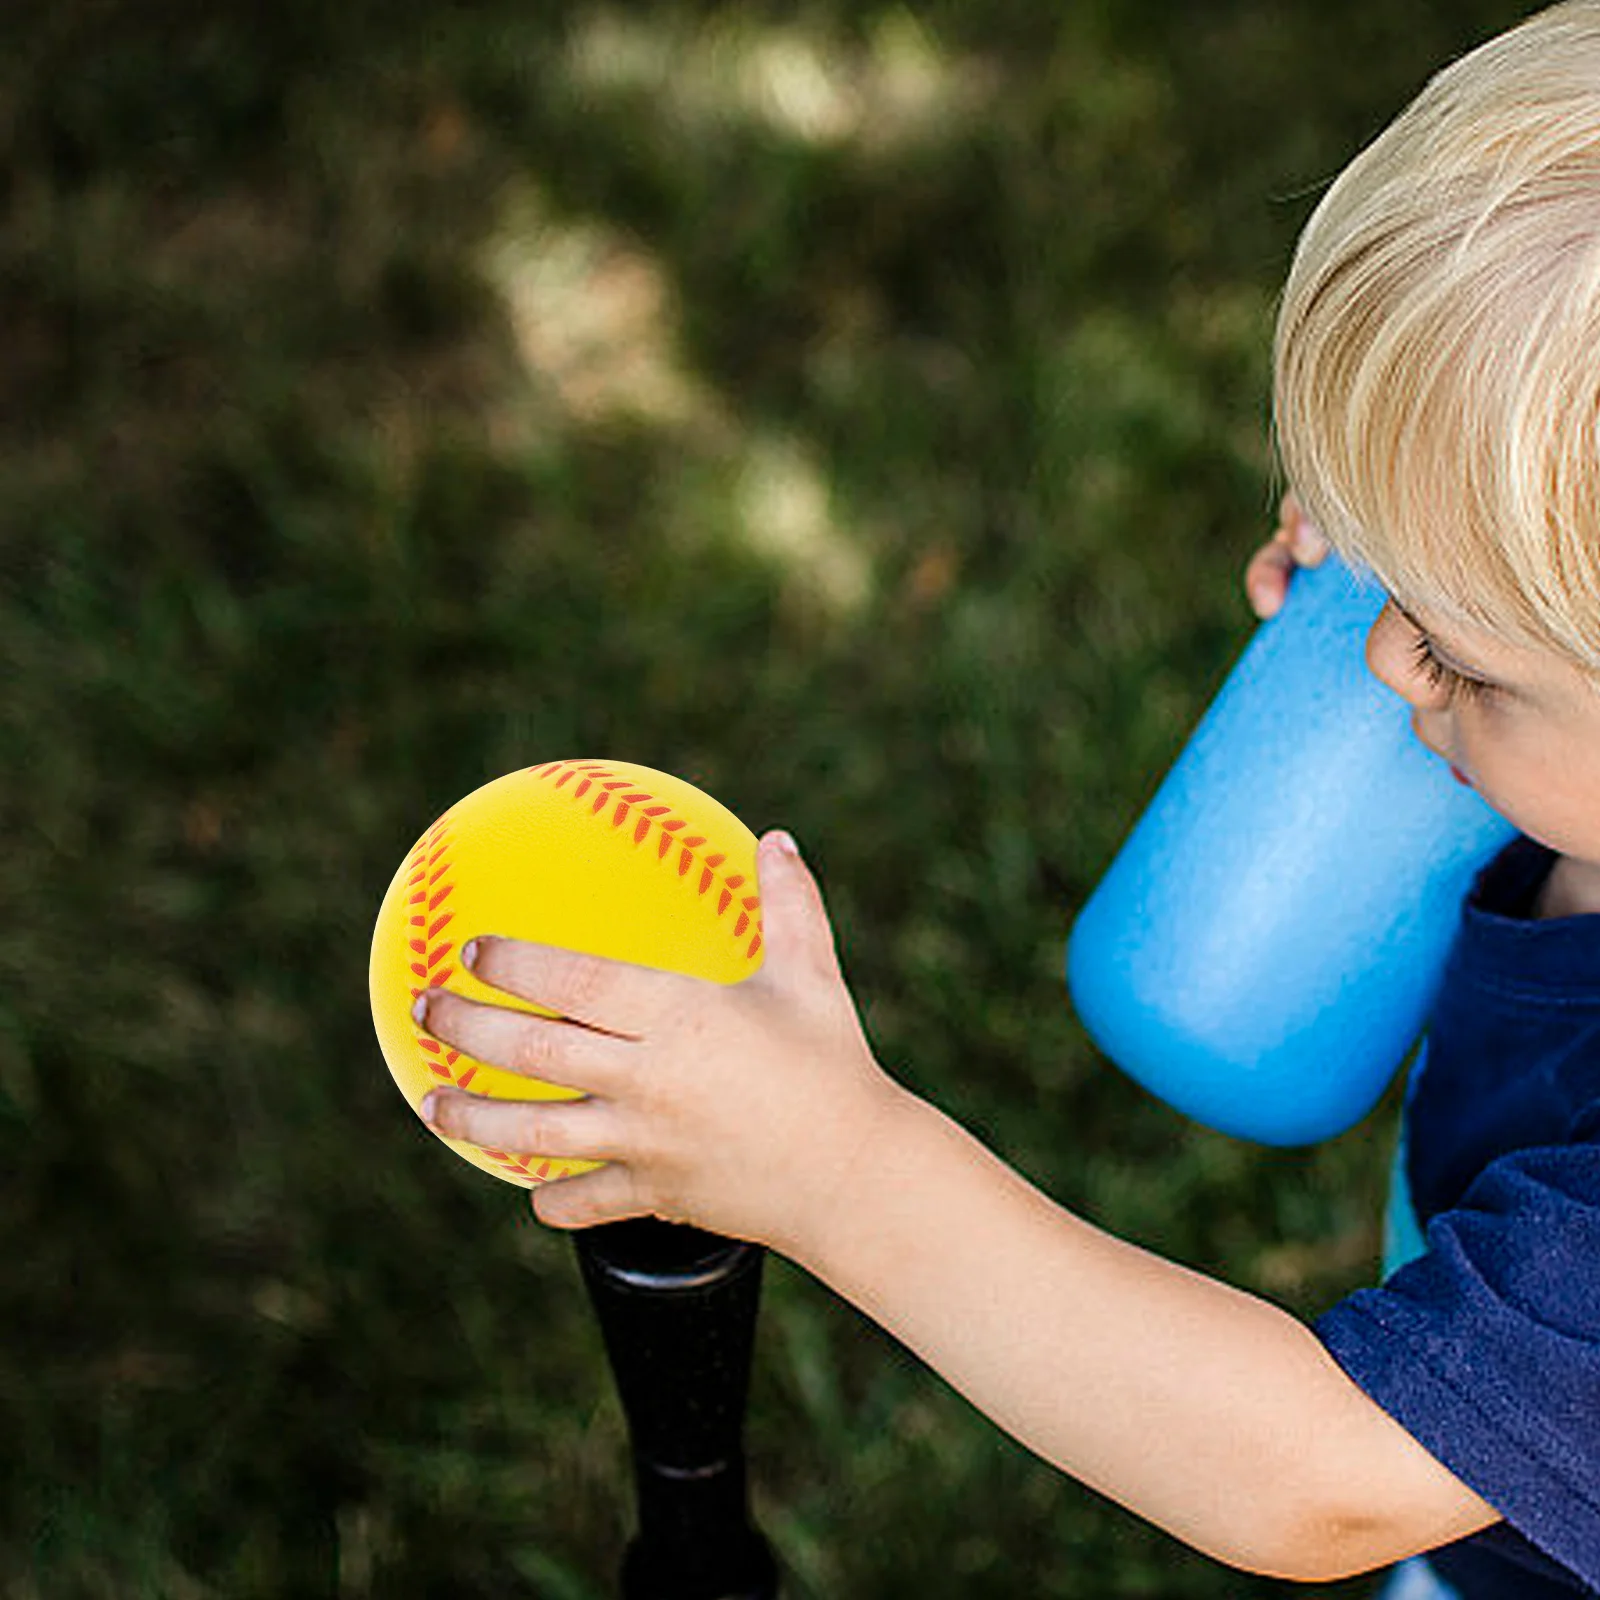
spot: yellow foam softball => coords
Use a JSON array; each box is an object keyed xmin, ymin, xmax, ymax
[{"xmin": 369, "ymin": 758, "xmax": 764, "ymax": 1188}]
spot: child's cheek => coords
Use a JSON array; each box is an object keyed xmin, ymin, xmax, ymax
[{"xmin": 1459, "ymin": 727, "xmax": 1550, "ymax": 845}]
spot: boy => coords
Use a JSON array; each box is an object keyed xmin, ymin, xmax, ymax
[{"xmin": 414, "ymin": 5, "xmax": 1600, "ymax": 1592}]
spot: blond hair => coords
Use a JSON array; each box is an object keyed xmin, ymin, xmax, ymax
[{"xmin": 1273, "ymin": 0, "xmax": 1600, "ymax": 676}]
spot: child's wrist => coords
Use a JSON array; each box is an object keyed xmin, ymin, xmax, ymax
[
  {"xmin": 770, "ymin": 1078, "xmax": 957, "ymax": 1294},
  {"xmin": 763, "ymin": 1071, "xmax": 927, "ymax": 1270}
]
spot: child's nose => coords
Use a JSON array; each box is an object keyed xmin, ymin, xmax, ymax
[{"xmin": 1365, "ymin": 601, "xmax": 1453, "ymax": 710}]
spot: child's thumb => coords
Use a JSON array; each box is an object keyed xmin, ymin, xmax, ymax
[{"xmin": 755, "ymin": 830, "xmax": 847, "ymax": 990}]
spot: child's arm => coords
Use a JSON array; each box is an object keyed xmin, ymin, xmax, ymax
[
  {"xmin": 777, "ymin": 1085, "xmax": 1499, "ymax": 1579},
  {"xmin": 415, "ymin": 831, "xmax": 1499, "ymax": 1580}
]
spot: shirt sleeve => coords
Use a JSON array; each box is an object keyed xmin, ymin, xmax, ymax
[{"xmin": 1314, "ymin": 1138, "xmax": 1600, "ymax": 1584}]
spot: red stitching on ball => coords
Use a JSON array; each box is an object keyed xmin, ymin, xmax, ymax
[
  {"xmin": 399, "ymin": 813, "xmax": 544, "ymax": 1175},
  {"xmin": 532, "ymin": 760, "xmax": 765, "ymax": 968},
  {"xmin": 480, "ymin": 1148, "xmax": 549, "ymax": 1183}
]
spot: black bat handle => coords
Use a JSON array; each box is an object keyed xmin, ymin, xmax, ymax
[{"xmin": 574, "ymin": 1217, "xmax": 779, "ymax": 1600}]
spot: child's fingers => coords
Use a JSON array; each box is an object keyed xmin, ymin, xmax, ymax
[
  {"xmin": 1288, "ymin": 515, "xmax": 1330, "ymax": 566},
  {"xmin": 1279, "ymin": 492, "xmax": 1331, "ymax": 564},
  {"xmin": 422, "ymin": 1086, "xmax": 623, "ymax": 1165},
  {"xmin": 531, "ymin": 1162, "xmax": 653, "ymax": 1231},
  {"xmin": 1246, "ymin": 497, "xmax": 1332, "ymax": 617},
  {"xmin": 1245, "ymin": 539, "xmax": 1296, "ymax": 618},
  {"xmin": 414, "ymin": 987, "xmax": 633, "ymax": 1098}
]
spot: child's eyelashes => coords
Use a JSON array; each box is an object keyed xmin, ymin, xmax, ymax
[{"xmin": 1409, "ymin": 632, "xmax": 1495, "ymax": 704}]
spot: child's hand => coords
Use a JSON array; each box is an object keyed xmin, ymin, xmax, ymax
[
  {"xmin": 411, "ymin": 831, "xmax": 907, "ymax": 1255},
  {"xmin": 1243, "ymin": 494, "xmax": 1331, "ymax": 618}
]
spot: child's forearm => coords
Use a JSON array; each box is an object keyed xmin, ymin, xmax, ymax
[{"xmin": 782, "ymin": 1087, "xmax": 1498, "ymax": 1580}]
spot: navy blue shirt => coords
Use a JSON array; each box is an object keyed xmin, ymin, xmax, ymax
[{"xmin": 1315, "ymin": 837, "xmax": 1600, "ymax": 1597}]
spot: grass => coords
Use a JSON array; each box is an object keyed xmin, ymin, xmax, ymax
[{"xmin": 0, "ymin": 1, "xmax": 1533, "ymax": 1594}]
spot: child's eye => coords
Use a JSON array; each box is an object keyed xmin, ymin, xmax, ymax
[{"xmin": 1409, "ymin": 633, "xmax": 1494, "ymax": 704}]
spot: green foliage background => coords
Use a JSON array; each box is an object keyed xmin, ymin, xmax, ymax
[{"xmin": 0, "ymin": 2, "xmax": 1534, "ymax": 1595}]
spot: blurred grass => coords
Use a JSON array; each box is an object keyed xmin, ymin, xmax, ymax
[{"xmin": 0, "ymin": 1, "xmax": 1533, "ymax": 1595}]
